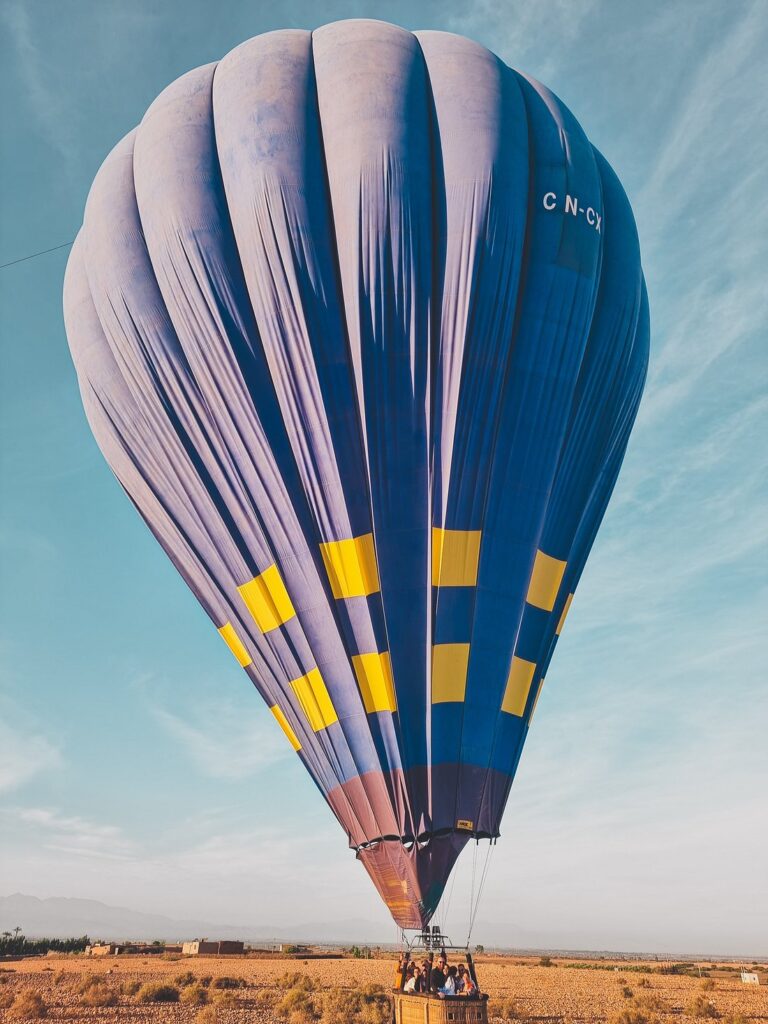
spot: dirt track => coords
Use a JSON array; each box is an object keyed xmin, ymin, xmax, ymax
[{"xmin": 1, "ymin": 954, "xmax": 766, "ymax": 1022}]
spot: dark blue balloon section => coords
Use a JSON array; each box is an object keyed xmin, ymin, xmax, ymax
[{"xmin": 63, "ymin": 21, "xmax": 649, "ymax": 929}]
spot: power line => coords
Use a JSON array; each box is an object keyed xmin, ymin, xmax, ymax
[{"xmin": 0, "ymin": 240, "xmax": 73, "ymax": 270}]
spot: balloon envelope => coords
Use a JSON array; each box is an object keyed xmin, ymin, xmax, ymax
[{"xmin": 64, "ymin": 20, "xmax": 649, "ymax": 930}]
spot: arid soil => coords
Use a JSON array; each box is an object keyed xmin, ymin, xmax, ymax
[{"xmin": 1, "ymin": 953, "xmax": 766, "ymax": 1023}]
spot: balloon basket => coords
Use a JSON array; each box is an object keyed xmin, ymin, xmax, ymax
[{"xmin": 392, "ymin": 993, "xmax": 488, "ymax": 1024}]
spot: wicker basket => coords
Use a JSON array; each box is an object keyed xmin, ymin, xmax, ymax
[{"xmin": 393, "ymin": 993, "xmax": 488, "ymax": 1024}]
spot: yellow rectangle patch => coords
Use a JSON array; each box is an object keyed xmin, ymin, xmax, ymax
[
  {"xmin": 291, "ymin": 667, "xmax": 338, "ymax": 731},
  {"xmin": 432, "ymin": 527, "xmax": 481, "ymax": 587},
  {"xmin": 502, "ymin": 656, "xmax": 537, "ymax": 716},
  {"xmin": 238, "ymin": 564, "xmax": 295, "ymax": 633},
  {"xmin": 320, "ymin": 533, "xmax": 380, "ymax": 599},
  {"xmin": 431, "ymin": 643, "xmax": 470, "ymax": 703},
  {"xmin": 456, "ymin": 819, "xmax": 474, "ymax": 831},
  {"xmin": 217, "ymin": 622, "xmax": 252, "ymax": 668},
  {"xmin": 270, "ymin": 704, "xmax": 301, "ymax": 751},
  {"xmin": 352, "ymin": 651, "xmax": 396, "ymax": 713},
  {"xmin": 526, "ymin": 549, "xmax": 567, "ymax": 611},
  {"xmin": 555, "ymin": 593, "xmax": 574, "ymax": 635},
  {"xmin": 529, "ymin": 678, "xmax": 545, "ymax": 723}
]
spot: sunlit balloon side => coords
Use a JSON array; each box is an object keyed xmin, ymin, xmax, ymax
[{"xmin": 63, "ymin": 20, "xmax": 649, "ymax": 931}]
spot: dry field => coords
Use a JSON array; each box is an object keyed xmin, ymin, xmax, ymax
[{"xmin": 0, "ymin": 953, "xmax": 765, "ymax": 1024}]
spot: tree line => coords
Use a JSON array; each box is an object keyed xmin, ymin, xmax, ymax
[{"xmin": 0, "ymin": 928, "xmax": 90, "ymax": 956}]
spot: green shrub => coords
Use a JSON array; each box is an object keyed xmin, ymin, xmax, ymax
[
  {"xmin": 287, "ymin": 1012, "xmax": 316, "ymax": 1024},
  {"xmin": 180, "ymin": 984, "xmax": 209, "ymax": 1005},
  {"xmin": 539, "ymin": 956, "xmax": 553, "ymax": 967},
  {"xmin": 7, "ymin": 991, "xmax": 48, "ymax": 1020},
  {"xmin": 174, "ymin": 970, "xmax": 197, "ymax": 987},
  {"xmin": 212, "ymin": 989, "xmax": 239, "ymax": 1008},
  {"xmin": 489, "ymin": 996, "xmax": 520, "ymax": 1020},
  {"xmin": 634, "ymin": 993, "xmax": 666, "ymax": 1012},
  {"xmin": 135, "ymin": 981, "xmax": 180, "ymax": 1003},
  {"xmin": 211, "ymin": 974, "xmax": 246, "ymax": 989},
  {"xmin": 321, "ymin": 986, "xmax": 390, "ymax": 1024},
  {"xmin": 277, "ymin": 971, "xmax": 315, "ymax": 991},
  {"xmin": 687, "ymin": 995, "xmax": 718, "ymax": 1019},
  {"xmin": 277, "ymin": 984, "xmax": 315, "ymax": 1019},
  {"xmin": 75, "ymin": 973, "xmax": 105, "ymax": 994},
  {"xmin": 80, "ymin": 984, "xmax": 118, "ymax": 1007},
  {"xmin": 609, "ymin": 1009, "xmax": 652, "ymax": 1024}
]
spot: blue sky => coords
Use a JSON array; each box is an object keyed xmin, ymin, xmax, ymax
[{"xmin": 1, "ymin": 0, "xmax": 766, "ymax": 955}]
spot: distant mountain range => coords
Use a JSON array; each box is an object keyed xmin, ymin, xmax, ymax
[
  {"xmin": 3, "ymin": 894, "xmax": 763, "ymax": 960},
  {"xmin": 0, "ymin": 893, "xmax": 384, "ymax": 944}
]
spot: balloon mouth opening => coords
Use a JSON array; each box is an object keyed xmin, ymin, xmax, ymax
[
  {"xmin": 354, "ymin": 827, "xmax": 500, "ymax": 853},
  {"xmin": 356, "ymin": 831, "xmax": 491, "ymax": 929}
]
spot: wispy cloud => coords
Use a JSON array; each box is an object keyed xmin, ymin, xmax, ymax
[
  {"xmin": 0, "ymin": 714, "xmax": 60, "ymax": 795},
  {"xmin": 1, "ymin": 2, "xmax": 78, "ymax": 166},
  {"xmin": 143, "ymin": 686, "xmax": 291, "ymax": 780},
  {"xmin": 1, "ymin": 1, "xmax": 160, "ymax": 173},
  {"xmin": 445, "ymin": 0, "xmax": 599, "ymax": 79},
  {"xmin": 636, "ymin": 0, "xmax": 768, "ymax": 423},
  {"xmin": 7, "ymin": 806, "xmax": 133, "ymax": 861}
]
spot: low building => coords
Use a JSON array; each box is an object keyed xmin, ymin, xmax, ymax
[
  {"xmin": 217, "ymin": 941, "xmax": 245, "ymax": 955},
  {"xmin": 182, "ymin": 941, "xmax": 218, "ymax": 955},
  {"xmin": 181, "ymin": 940, "xmax": 244, "ymax": 956}
]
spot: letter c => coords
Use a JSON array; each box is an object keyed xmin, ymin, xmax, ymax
[{"xmin": 543, "ymin": 192, "xmax": 556, "ymax": 211}]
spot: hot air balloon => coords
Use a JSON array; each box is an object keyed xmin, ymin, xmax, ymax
[{"xmin": 63, "ymin": 20, "xmax": 649, "ymax": 936}]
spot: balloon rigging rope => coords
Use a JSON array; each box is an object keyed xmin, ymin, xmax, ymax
[
  {"xmin": 467, "ymin": 840, "xmax": 479, "ymax": 943},
  {"xmin": 440, "ymin": 853, "xmax": 460, "ymax": 936},
  {"xmin": 467, "ymin": 840, "xmax": 495, "ymax": 945},
  {"xmin": 0, "ymin": 240, "xmax": 73, "ymax": 270}
]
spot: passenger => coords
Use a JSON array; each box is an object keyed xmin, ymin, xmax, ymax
[
  {"xmin": 417, "ymin": 960, "xmax": 431, "ymax": 993},
  {"xmin": 438, "ymin": 965, "xmax": 459, "ymax": 996},
  {"xmin": 430, "ymin": 956, "xmax": 447, "ymax": 993},
  {"xmin": 403, "ymin": 968, "xmax": 417, "ymax": 993},
  {"xmin": 399, "ymin": 946, "xmax": 411, "ymax": 987},
  {"xmin": 459, "ymin": 969, "xmax": 478, "ymax": 998},
  {"xmin": 455, "ymin": 965, "xmax": 467, "ymax": 993}
]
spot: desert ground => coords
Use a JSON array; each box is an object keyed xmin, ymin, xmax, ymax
[{"xmin": 0, "ymin": 953, "xmax": 765, "ymax": 1023}]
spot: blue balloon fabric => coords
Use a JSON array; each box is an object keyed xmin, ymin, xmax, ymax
[{"xmin": 63, "ymin": 20, "xmax": 649, "ymax": 930}]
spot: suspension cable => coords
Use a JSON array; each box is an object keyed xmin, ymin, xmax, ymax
[
  {"xmin": 467, "ymin": 840, "xmax": 495, "ymax": 945},
  {"xmin": 440, "ymin": 851, "xmax": 460, "ymax": 934},
  {"xmin": 0, "ymin": 240, "xmax": 73, "ymax": 270},
  {"xmin": 467, "ymin": 840, "xmax": 479, "ymax": 942}
]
